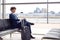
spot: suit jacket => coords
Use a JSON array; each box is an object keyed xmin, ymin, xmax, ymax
[{"xmin": 9, "ymin": 13, "xmax": 20, "ymax": 28}]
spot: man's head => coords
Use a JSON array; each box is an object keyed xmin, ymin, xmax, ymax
[{"xmin": 10, "ymin": 7, "xmax": 16, "ymax": 13}]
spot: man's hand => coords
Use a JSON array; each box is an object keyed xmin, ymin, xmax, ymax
[{"xmin": 30, "ymin": 23, "xmax": 34, "ymax": 25}]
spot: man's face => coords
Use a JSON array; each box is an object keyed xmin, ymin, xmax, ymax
[{"xmin": 11, "ymin": 9, "xmax": 16, "ymax": 13}]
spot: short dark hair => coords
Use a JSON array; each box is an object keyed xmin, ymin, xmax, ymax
[{"xmin": 10, "ymin": 7, "xmax": 16, "ymax": 10}]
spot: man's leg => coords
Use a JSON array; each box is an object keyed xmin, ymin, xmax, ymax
[
  {"xmin": 26, "ymin": 22, "xmax": 35, "ymax": 39},
  {"xmin": 22, "ymin": 19, "xmax": 35, "ymax": 39}
]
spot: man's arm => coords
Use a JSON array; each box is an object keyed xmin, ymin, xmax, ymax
[
  {"xmin": 22, "ymin": 19, "xmax": 34, "ymax": 25},
  {"xmin": 27, "ymin": 22, "xmax": 34, "ymax": 25},
  {"xmin": 10, "ymin": 14, "xmax": 20, "ymax": 21}
]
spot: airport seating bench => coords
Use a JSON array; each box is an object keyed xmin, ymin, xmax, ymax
[
  {"xmin": 0, "ymin": 19, "xmax": 20, "ymax": 40},
  {"xmin": 41, "ymin": 29, "xmax": 60, "ymax": 40}
]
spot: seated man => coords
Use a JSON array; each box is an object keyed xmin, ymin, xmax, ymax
[{"xmin": 9, "ymin": 7, "xmax": 35, "ymax": 39}]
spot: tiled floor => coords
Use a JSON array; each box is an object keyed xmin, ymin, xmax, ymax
[{"xmin": 2, "ymin": 32, "xmax": 44, "ymax": 40}]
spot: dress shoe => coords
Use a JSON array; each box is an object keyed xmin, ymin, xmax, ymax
[{"xmin": 31, "ymin": 35, "xmax": 35, "ymax": 39}]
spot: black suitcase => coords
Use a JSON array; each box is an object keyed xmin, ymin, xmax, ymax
[
  {"xmin": 21, "ymin": 26, "xmax": 31, "ymax": 40},
  {"xmin": 21, "ymin": 19, "xmax": 31, "ymax": 40}
]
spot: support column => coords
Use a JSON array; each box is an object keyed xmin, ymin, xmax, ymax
[{"xmin": 2, "ymin": 0, "xmax": 5, "ymax": 19}]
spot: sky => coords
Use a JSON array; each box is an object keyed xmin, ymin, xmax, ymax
[{"xmin": 4, "ymin": 0, "xmax": 60, "ymax": 14}]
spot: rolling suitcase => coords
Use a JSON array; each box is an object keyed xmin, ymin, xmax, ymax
[
  {"xmin": 21, "ymin": 26, "xmax": 31, "ymax": 40},
  {"xmin": 21, "ymin": 19, "xmax": 31, "ymax": 40}
]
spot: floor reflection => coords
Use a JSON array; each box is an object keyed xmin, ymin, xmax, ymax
[{"xmin": 2, "ymin": 32, "xmax": 44, "ymax": 40}]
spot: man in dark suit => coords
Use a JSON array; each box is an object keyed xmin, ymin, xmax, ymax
[{"xmin": 9, "ymin": 7, "xmax": 35, "ymax": 39}]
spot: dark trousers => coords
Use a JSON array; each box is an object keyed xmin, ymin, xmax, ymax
[{"xmin": 17, "ymin": 21, "xmax": 32, "ymax": 33}]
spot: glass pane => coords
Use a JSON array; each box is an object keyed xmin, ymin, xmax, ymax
[
  {"xmin": 0, "ymin": 0, "xmax": 2, "ymax": 3},
  {"xmin": 48, "ymin": 0, "xmax": 60, "ymax": 2},
  {"xmin": 0, "ymin": 5, "xmax": 2, "ymax": 19},
  {"xmin": 0, "ymin": 0, "xmax": 2, "ymax": 19},
  {"xmin": 5, "ymin": 4, "xmax": 47, "ymax": 34},
  {"xmin": 5, "ymin": 0, "xmax": 47, "ymax": 3},
  {"xmin": 48, "ymin": 4, "xmax": 60, "ymax": 23}
]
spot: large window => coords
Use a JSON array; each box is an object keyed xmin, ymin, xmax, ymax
[{"xmin": 1, "ymin": 0, "xmax": 60, "ymax": 34}]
